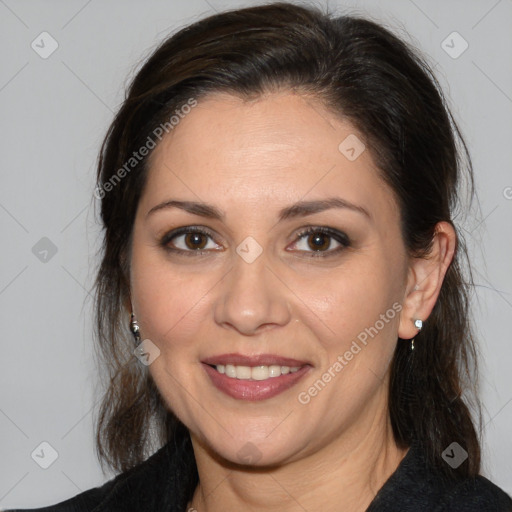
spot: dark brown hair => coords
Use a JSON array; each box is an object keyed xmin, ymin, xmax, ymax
[{"xmin": 93, "ymin": 1, "xmax": 481, "ymax": 486}]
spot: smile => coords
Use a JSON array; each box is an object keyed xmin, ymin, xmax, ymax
[
  {"xmin": 201, "ymin": 354, "xmax": 311, "ymax": 401},
  {"xmin": 214, "ymin": 364, "xmax": 300, "ymax": 380}
]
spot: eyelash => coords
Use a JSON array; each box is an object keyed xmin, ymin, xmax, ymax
[{"xmin": 159, "ymin": 226, "xmax": 351, "ymax": 258}]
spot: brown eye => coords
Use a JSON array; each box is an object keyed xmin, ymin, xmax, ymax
[
  {"xmin": 184, "ymin": 232, "xmax": 208, "ymax": 250},
  {"xmin": 161, "ymin": 227, "xmax": 222, "ymax": 255},
  {"xmin": 289, "ymin": 227, "xmax": 351, "ymax": 257},
  {"xmin": 307, "ymin": 232, "xmax": 331, "ymax": 251}
]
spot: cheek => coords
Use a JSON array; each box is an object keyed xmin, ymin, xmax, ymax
[
  {"xmin": 303, "ymin": 261, "xmax": 399, "ymax": 347},
  {"xmin": 296, "ymin": 260, "xmax": 404, "ymax": 405},
  {"xmin": 130, "ymin": 247, "xmax": 213, "ymax": 352}
]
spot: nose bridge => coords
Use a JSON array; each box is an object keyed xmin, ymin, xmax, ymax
[{"xmin": 213, "ymin": 243, "xmax": 291, "ymax": 334}]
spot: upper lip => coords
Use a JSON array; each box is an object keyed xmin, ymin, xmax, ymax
[{"xmin": 202, "ymin": 353, "xmax": 310, "ymax": 367}]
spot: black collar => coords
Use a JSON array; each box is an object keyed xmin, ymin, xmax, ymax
[{"xmin": 87, "ymin": 437, "xmax": 511, "ymax": 511}]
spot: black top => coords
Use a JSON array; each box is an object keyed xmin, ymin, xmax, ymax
[{"xmin": 7, "ymin": 439, "xmax": 512, "ymax": 511}]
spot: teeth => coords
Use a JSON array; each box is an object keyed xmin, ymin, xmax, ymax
[
  {"xmin": 215, "ymin": 364, "xmax": 301, "ymax": 380},
  {"xmin": 236, "ymin": 365, "xmax": 252, "ymax": 379},
  {"xmin": 268, "ymin": 365, "xmax": 281, "ymax": 377},
  {"xmin": 225, "ymin": 364, "xmax": 237, "ymax": 378},
  {"xmin": 252, "ymin": 366, "xmax": 268, "ymax": 381}
]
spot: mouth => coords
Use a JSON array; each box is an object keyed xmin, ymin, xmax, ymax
[
  {"xmin": 212, "ymin": 363, "xmax": 300, "ymax": 380},
  {"xmin": 201, "ymin": 353, "xmax": 312, "ymax": 401}
]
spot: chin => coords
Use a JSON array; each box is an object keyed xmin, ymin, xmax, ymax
[{"xmin": 193, "ymin": 423, "xmax": 310, "ymax": 469}]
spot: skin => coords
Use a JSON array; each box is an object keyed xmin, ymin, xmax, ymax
[{"xmin": 129, "ymin": 91, "xmax": 456, "ymax": 512}]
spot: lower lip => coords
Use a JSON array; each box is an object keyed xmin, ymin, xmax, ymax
[{"xmin": 203, "ymin": 363, "xmax": 311, "ymax": 401}]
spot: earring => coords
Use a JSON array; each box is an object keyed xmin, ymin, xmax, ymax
[
  {"xmin": 410, "ymin": 318, "xmax": 423, "ymax": 351},
  {"xmin": 130, "ymin": 313, "xmax": 141, "ymax": 343}
]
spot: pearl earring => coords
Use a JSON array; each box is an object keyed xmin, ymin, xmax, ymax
[{"xmin": 411, "ymin": 318, "xmax": 423, "ymax": 351}]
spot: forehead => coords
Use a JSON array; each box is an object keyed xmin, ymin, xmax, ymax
[{"xmin": 141, "ymin": 91, "xmax": 398, "ymax": 221}]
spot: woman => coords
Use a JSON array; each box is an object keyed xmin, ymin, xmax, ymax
[{"xmin": 9, "ymin": 2, "xmax": 512, "ymax": 511}]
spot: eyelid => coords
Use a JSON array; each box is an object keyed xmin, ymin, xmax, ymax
[
  {"xmin": 287, "ymin": 226, "xmax": 351, "ymax": 257},
  {"xmin": 160, "ymin": 224, "xmax": 351, "ymax": 258},
  {"xmin": 160, "ymin": 226, "xmax": 223, "ymax": 256},
  {"xmin": 160, "ymin": 226, "xmax": 218, "ymax": 245},
  {"xmin": 293, "ymin": 225, "xmax": 350, "ymax": 244}
]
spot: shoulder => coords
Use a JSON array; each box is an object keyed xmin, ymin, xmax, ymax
[
  {"xmin": 438, "ymin": 475, "xmax": 512, "ymax": 511},
  {"xmin": 4, "ymin": 439, "xmax": 196, "ymax": 512},
  {"xmin": 367, "ymin": 441, "xmax": 512, "ymax": 512},
  {"xmin": 4, "ymin": 478, "xmax": 118, "ymax": 512}
]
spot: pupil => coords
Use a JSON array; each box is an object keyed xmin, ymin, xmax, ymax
[
  {"xmin": 186, "ymin": 233, "xmax": 206, "ymax": 250},
  {"xmin": 309, "ymin": 233, "xmax": 329, "ymax": 251}
]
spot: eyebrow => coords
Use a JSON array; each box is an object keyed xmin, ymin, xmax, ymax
[{"xmin": 146, "ymin": 197, "xmax": 371, "ymax": 222}]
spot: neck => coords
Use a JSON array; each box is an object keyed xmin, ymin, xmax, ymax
[{"xmin": 187, "ymin": 398, "xmax": 409, "ymax": 512}]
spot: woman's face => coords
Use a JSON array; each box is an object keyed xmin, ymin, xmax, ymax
[{"xmin": 130, "ymin": 91, "xmax": 411, "ymax": 466}]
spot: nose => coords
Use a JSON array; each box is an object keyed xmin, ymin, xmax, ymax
[{"xmin": 213, "ymin": 249, "xmax": 292, "ymax": 335}]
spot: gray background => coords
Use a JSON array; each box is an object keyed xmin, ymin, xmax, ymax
[{"xmin": 0, "ymin": 0, "xmax": 511, "ymax": 508}]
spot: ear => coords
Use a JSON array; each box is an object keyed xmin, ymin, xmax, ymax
[{"xmin": 398, "ymin": 221, "xmax": 457, "ymax": 339}]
